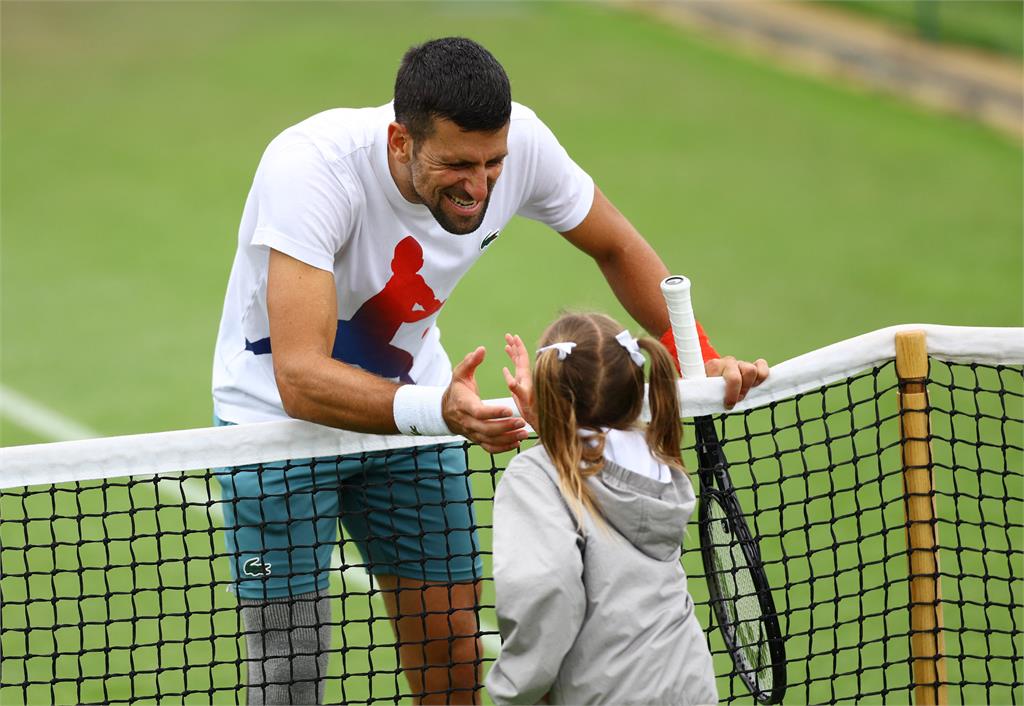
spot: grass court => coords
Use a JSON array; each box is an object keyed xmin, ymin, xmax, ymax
[{"xmin": 2, "ymin": 2, "xmax": 1020, "ymax": 703}]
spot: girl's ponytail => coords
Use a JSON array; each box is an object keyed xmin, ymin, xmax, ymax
[
  {"xmin": 535, "ymin": 347, "xmax": 606, "ymax": 529},
  {"xmin": 638, "ymin": 336, "xmax": 685, "ymax": 473}
]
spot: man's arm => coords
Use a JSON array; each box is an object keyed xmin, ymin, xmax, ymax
[
  {"xmin": 267, "ymin": 249, "xmax": 528, "ymax": 451},
  {"xmin": 559, "ymin": 186, "xmax": 671, "ymax": 335},
  {"xmin": 559, "ymin": 186, "xmax": 769, "ymax": 407}
]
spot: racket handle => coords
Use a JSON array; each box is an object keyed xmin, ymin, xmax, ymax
[{"xmin": 660, "ymin": 275, "xmax": 707, "ymax": 380}]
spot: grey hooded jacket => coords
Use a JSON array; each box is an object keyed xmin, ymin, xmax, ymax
[{"xmin": 485, "ymin": 442, "xmax": 718, "ymax": 706}]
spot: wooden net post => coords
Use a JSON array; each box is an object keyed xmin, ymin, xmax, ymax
[{"xmin": 895, "ymin": 330, "xmax": 948, "ymax": 706}]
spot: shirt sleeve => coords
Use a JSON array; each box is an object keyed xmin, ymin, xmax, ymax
[
  {"xmin": 249, "ymin": 137, "xmax": 354, "ymax": 272},
  {"xmin": 515, "ymin": 113, "xmax": 595, "ymax": 233},
  {"xmin": 485, "ymin": 462, "xmax": 586, "ymax": 705}
]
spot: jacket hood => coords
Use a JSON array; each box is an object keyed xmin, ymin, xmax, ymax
[{"xmin": 586, "ymin": 456, "xmax": 697, "ymax": 563}]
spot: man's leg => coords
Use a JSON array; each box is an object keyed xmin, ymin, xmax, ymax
[
  {"xmin": 376, "ymin": 576, "xmax": 483, "ymax": 705},
  {"xmin": 215, "ymin": 446, "xmax": 340, "ymax": 705},
  {"xmin": 337, "ymin": 443, "xmax": 485, "ymax": 704},
  {"xmin": 240, "ymin": 590, "xmax": 333, "ymax": 705}
]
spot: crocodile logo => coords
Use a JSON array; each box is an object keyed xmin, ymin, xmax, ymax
[
  {"xmin": 243, "ymin": 557, "xmax": 272, "ymax": 577},
  {"xmin": 480, "ymin": 230, "xmax": 500, "ymax": 250}
]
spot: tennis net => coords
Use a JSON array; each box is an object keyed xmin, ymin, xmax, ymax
[{"xmin": 1, "ymin": 324, "xmax": 1021, "ymax": 704}]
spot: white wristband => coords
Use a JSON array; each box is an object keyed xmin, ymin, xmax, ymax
[{"xmin": 393, "ymin": 385, "xmax": 452, "ymax": 437}]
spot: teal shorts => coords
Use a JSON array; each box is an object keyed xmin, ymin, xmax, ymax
[{"xmin": 213, "ymin": 418, "xmax": 483, "ymax": 600}]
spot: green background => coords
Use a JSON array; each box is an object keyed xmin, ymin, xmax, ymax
[
  {"xmin": 3, "ymin": 1, "xmax": 1020, "ymax": 443},
  {"xmin": 820, "ymin": 0, "xmax": 1023, "ymax": 58},
  {"xmin": 2, "ymin": 2, "xmax": 1021, "ymax": 704}
]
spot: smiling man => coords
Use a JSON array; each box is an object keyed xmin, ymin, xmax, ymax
[{"xmin": 212, "ymin": 37, "xmax": 767, "ymax": 705}]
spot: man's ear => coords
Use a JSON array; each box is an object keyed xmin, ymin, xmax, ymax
[{"xmin": 387, "ymin": 122, "xmax": 413, "ymax": 164}]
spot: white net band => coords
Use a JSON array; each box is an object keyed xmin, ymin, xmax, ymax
[{"xmin": 2, "ymin": 323, "xmax": 1021, "ymax": 489}]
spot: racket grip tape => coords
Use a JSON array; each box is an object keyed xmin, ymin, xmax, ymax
[{"xmin": 660, "ymin": 275, "xmax": 708, "ymax": 380}]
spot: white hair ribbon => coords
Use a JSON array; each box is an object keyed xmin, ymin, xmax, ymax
[
  {"xmin": 536, "ymin": 342, "xmax": 577, "ymax": 360},
  {"xmin": 615, "ymin": 330, "xmax": 645, "ymax": 367}
]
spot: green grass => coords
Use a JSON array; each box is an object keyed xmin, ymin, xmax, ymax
[
  {"xmin": 815, "ymin": 0, "xmax": 1024, "ymax": 59},
  {"xmin": 2, "ymin": 1, "xmax": 1021, "ymax": 704}
]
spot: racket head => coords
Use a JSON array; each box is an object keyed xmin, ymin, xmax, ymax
[{"xmin": 698, "ymin": 487, "xmax": 787, "ymax": 704}]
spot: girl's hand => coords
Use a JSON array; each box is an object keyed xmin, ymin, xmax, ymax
[{"xmin": 502, "ymin": 333, "xmax": 538, "ymax": 430}]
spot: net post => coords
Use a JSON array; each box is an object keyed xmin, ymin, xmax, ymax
[{"xmin": 895, "ymin": 330, "xmax": 948, "ymax": 706}]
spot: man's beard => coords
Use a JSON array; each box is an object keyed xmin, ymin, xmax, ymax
[
  {"xmin": 425, "ymin": 193, "xmax": 492, "ymax": 235},
  {"xmin": 410, "ymin": 167, "xmax": 493, "ymax": 235}
]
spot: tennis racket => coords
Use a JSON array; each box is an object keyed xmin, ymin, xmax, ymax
[{"xmin": 661, "ymin": 275, "xmax": 787, "ymax": 705}]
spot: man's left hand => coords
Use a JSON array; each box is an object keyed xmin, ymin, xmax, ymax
[{"xmin": 705, "ymin": 356, "xmax": 770, "ymax": 409}]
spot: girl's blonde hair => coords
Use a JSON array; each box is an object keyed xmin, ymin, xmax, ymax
[{"xmin": 534, "ymin": 312, "xmax": 685, "ymax": 528}]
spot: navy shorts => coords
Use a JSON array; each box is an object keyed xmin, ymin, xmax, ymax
[{"xmin": 214, "ymin": 419, "xmax": 483, "ymax": 600}]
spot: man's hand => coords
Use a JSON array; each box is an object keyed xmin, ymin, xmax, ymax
[
  {"xmin": 443, "ymin": 346, "xmax": 529, "ymax": 454},
  {"xmin": 502, "ymin": 333, "xmax": 538, "ymax": 430},
  {"xmin": 705, "ymin": 356, "xmax": 770, "ymax": 409}
]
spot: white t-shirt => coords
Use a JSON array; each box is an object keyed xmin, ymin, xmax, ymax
[
  {"xmin": 581, "ymin": 428, "xmax": 674, "ymax": 483},
  {"xmin": 213, "ymin": 102, "xmax": 595, "ymax": 423}
]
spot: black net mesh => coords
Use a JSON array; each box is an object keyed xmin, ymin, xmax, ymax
[
  {"xmin": 685, "ymin": 359, "xmax": 1023, "ymax": 704},
  {"xmin": 1, "ymin": 358, "xmax": 1021, "ymax": 704}
]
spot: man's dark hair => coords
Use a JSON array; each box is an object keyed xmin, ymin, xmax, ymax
[{"xmin": 394, "ymin": 37, "xmax": 512, "ymax": 140}]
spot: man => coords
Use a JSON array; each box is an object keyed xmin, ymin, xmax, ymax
[{"xmin": 213, "ymin": 37, "xmax": 768, "ymax": 705}]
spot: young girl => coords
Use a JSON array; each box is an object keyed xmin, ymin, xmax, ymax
[{"xmin": 485, "ymin": 312, "xmax": 718, "ymax": 706}]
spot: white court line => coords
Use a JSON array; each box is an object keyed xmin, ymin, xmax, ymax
[
  {"xmin": 1, "ymin": 385, "xmax": 502, "ymax": 656},
  {"xmin": 1, "ymin": 385, "xmax": 96, "ymax": 441}
]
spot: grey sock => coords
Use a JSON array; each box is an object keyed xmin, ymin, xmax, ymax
[{"xmin": 240, "ymin": 590, "xmax": 332, "ymax": 705}]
